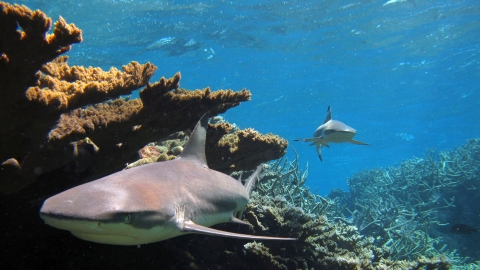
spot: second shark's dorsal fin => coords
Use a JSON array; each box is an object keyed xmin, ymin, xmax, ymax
[
  {"xmin": 324, "ymin": 106, "xmax": 332, "ymax": 124},
  {"xmin": 179, "ymin": 114, "xmax": 209, "ymax": 166}
]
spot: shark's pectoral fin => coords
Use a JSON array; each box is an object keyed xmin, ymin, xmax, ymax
[
  {"xmin": 296, "ymin": 137, "xmax": 326, "ymax": 146},
  {"xmin": 230, "ymin": 216, "xmax": 250, "ymax": 226},
  {"xmin": 316, "ymin": 144, "xmax": 323, "ymax": 161},
  {"xmin": 182, "ymin": 220, "xmax": 296, "ymax": 241},
  {"xmin": 293, "ymin": 137, "xmax": 316, "ymax": 143},
  {"xmin": 349, "ymin": 139, "xmax": 369, "ymax": 145}
]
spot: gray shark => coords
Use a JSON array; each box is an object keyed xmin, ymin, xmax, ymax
[
  {"xmin": 40, "ymin": 115, "xmax": 295, "ymax": 245},
  {"xmin": 294, "ymin": 106, "xmax": 368, "ymax": 161}
]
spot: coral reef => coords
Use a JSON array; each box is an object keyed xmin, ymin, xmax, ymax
[
  {"xmin": 245, "ymin": 150, "xmax": 342, "ymax": 219},
  {"xmin": 0, "ymin": 3, "xmax": 82, "ymax": 96},
  {"xmin": 0, "ymin": 2, "xmax": 462, "ymax": 269},
  {"xmin": 225, "ymin": 151, "xmax": 454, "ymax": 269},
  {"xmin": 125, "ymin": 117, "xmax": 288, "ymax": 173},
  {"xmin": 207, "ymin": 123, "xmax": 288, "ymax": 173},
  {"xmin": 1, "ymin": 174, "xmax": 454, "ymax": 270},
  {"xmin": 241, "ymin": 194, "xmax": 450, "ymax": 270},
  {"xmin": 335, "ymin": 138, "xmax": 480, "ymax": 265},
  {"xmin": 0, "ymin": 3, "xmax": 286, "ymax": 194}
]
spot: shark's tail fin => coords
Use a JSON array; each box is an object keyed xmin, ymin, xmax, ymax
[{"xmin": 244, "ymin": 164, "xmax": 263, "ymax": 197}]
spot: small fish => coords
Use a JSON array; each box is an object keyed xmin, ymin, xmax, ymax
[
  {"xmin": 383, "ymin": 0, "xmax": 416, "ymax": 7},
  {"xmin": 451, "ymin": 224, "xmax": 479, "ymax": 234}
]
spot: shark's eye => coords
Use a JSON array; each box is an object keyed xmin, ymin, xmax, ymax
[{"xmin": 124, "ymin": 213, "xmax": 133, "ymax": 224}]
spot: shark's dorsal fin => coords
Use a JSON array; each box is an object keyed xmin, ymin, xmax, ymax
[
  {"xmin": 237, "ymin": 173, "xmax": 243, "ymax": 182},
  {"xmin": 179, "ymin": 114, "xmax": 209, "ymax": 166},
  {"xmin": 244, "ymin": 165, "xmax": 263, "ymax": 197},
  {"xmin": 324, "ymin": 106, "xmax": 332, "ymax": 123},
  {"xmin": 182, "ymin": 220, "xmax": 296, "ymax": 240}
]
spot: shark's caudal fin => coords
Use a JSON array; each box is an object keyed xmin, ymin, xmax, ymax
[
  {"xmin": 182, "ymin": 220, "xmax": 296, "ymax": 241},
  {"xmin": 179, "ymin": 114, "xmax": 209, "ymax": 166}
]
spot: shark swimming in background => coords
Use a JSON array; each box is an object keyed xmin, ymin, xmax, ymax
[
  {"xmin": 294, "ymin": 106, "xmax": 368, "ymax": 161},
  {"xmin": 40, "ymin": 115, "xmax": 295, "ymax": 245}
]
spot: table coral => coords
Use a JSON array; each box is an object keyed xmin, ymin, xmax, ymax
[
  {"xmin": 125, "ymin": 120, "xmax": 288, "ymax": 174},
  {"xmin": 209, "ymin": 126, "xmax": 288, "ymax": 173},
  {"xmin": 0, "ymin": 2, "xmax": 286, "ymax": 194},
  {"xmin": 26, "ymin": 56, "xmax": 156, "ymax": 110}
]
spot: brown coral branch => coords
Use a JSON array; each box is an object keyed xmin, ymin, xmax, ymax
[
  {"xmin": 208, "ymin": 127, "xmax": 288, "ymax": 173},
  {"xmin": 0, "ymin": 3, "xmax": 82, "ymax": 94},
  {"xmin": 26, "ymin": 56, "xmax": 156, "ymax": 110},
  {"xmin": 0, "ymin": 70, "xmax": 254, "ymax": 193},
  {"xmin": 127, "ymin": 119, "xmax": 288, "ymax": 175},
  {"xmin": 140, "ymin": 72, "xmax": 181, "ymax": 107},
  {"xmin": 1, "ymin": 3, "xmax": 84, "ymax": 164}
]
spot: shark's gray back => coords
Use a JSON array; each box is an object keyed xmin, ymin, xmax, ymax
[
  {"xmin": 316, "ymin": 120, "xmax": 356, "ymax": 135},
  {"xmin": 54, "ymin": 155, "xmax": 248, "ymax": 222}
]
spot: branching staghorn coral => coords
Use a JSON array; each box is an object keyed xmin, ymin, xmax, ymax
[
  {"xmin": 343, "ymin": 138, "xmax": 480, "ymax": 263},
  {"xmin": 251, "ymin": 149, "xmax": 343, "ymax": 219},
  {"xmin": 240, "ymin": 194, "xmax": 450, "ymax": 270},
  {"xmin": 249, "ymin": 140, "xmax": 477, "ymax": 267}
]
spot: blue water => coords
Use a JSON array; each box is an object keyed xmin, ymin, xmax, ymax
[{"xmin": 12, "ymin": 0, "xmax": 480, "ymax": 195}]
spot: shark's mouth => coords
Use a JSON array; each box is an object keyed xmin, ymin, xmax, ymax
[{"xmin": 72, "ymin": 232, "xmax": 138, "ymax": 245}]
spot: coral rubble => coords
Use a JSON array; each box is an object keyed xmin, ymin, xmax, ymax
[{"xmin": 0, "ymin": 2, "xmax": 286, "ymax": 193}]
